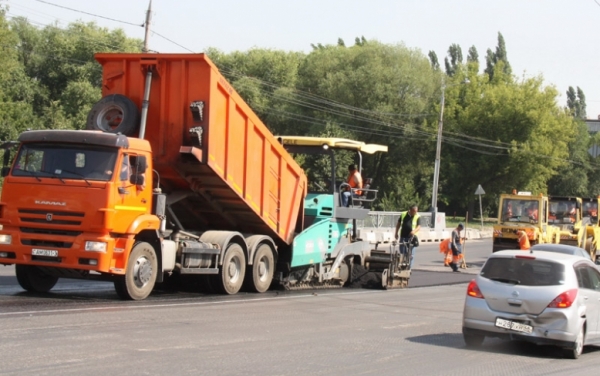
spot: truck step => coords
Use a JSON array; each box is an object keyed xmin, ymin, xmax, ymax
[{"xmin": 179, "ymin": 267, "xmax": 219, "ymax": 275}]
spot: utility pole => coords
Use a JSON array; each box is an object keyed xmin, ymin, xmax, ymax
[{"xmin": 143, "ymin": 0, "xmax": 153, "ymax": 52}]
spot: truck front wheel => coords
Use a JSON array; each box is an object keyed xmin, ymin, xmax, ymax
[
  {"xmin": 218, "ymin": 243, "xmax": 246, "ymax": 295},
  {"xmin": 114, "ymin": 242, "xmax": 157, "ymax": 300},
  {"xmin": 15, "ymin": 265, "xmax": 58, "ymax": 293}
]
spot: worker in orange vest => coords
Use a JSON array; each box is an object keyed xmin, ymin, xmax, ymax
[
  {"xmin": 517, "ymin": 230, "xmax": 530, "ymax": 250},
  {"xmin": 342, "ymin": 164, "xmax": 363, "ymax": 207}
]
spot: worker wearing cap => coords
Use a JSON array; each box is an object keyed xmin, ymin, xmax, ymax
[
  {"xmin": 517, "ymin": 230, "xmax": 530, "ymax": 250},
  {"xmin": 449, "ymin": 223, "xmax": 464, "ymax": 272}
]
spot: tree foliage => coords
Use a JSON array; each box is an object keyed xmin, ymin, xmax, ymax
[
  {"xmin": 566, "ymin": 86, "xmax": 587, "ymax": 119},
  {"xmin": 0, "ymin": 13, "xmax": 142, "ymax": 191}
]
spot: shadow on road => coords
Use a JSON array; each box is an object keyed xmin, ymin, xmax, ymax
[{"xmin": 406, "ymin": 332, "xmax": 600, "ymax": 359}]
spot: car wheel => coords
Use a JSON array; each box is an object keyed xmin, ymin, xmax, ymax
[
  {"xmin": 463, "ymin": 332, "xmax": 484, "ymax": 348},
  {"xmin": 564, "ymin": 325, "xmax": 584, "ymax": 359}
]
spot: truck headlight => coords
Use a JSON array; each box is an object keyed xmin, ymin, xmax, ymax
[
  {"xmin": 85, "ymin": 241, "xmax": 107, "ymax": 253},
  {"xmin": 0, "ymin": 235, "xmax": 12, "ymax": 245}
]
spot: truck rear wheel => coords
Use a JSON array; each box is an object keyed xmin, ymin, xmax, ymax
[
  {"xmin": 218, "ymin": 243, "xmax": 245, "ymax": 295},
  {"xmin": 86, "ymin": 94, "xmax": 139, "ymax": 136},
  {"xmin": 114, "ymin": 241, "xmax": 157, "ymax": 300},
  {"xmin": 15, "ymin": 265, "xmax": 58, "ymax": 293},
  {"xmin": 246, "ymin": 244, "xmax": 274, "ymax": 293}
]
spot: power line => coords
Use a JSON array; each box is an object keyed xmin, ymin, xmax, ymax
[
  {"xmin": 32, "ymin": 0, "xmax": 144, "ymax": 27},
  {"xmin": 151, "ymin": 30, "xmax": 195, "ymax": 53},
  {"xmin": 16, "ymin": 1, "xmax": 196, "ymax": 53}
]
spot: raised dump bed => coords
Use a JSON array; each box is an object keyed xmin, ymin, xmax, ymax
[{"xmin": 95, "ymin": 53, "xmax": 307, "ymax": 246}]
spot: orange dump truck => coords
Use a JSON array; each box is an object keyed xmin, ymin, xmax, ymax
[{"xmin": 0, "ymin": 53, "xmax": 402, "ymax": 300}]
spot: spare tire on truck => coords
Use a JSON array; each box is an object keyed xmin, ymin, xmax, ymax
[{"xmin": 86, "ymin": 94, "xmax": 139, "ymax": 136}]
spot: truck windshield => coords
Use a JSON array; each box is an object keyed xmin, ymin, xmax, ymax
[
  {"xmin": 12, "ymin": 143, "xmax": 118, "ymax": 182},
  {"xmin": 501, "ymin": 198, "xmax": 540, "ymax": 223},
  {"xmin": 549, "ymin": 200, "xmax": 578, "ymax": 224}
]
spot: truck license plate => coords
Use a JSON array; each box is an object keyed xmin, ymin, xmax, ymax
[
  {"xmin": 32, "ymin": 248, "xmax": 58, "ymax": 257},
  {"xmin": 495, "ymin": 318, "xmax": 533, "ymax": 334}
]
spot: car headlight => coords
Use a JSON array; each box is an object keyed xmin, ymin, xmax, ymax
[
  {"xmin": 0, "ymin": 234, "xmax": 12, "ymax": 245},
  {"xmin": 85, "ymin": 241, "xmax": 107, "ymax": 253}
]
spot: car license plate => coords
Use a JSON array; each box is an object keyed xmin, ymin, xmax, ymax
[
  {"xmin": 32, "ymin": 248, "xmax": 58, "ymax": 257},
  {"xmin": 495, "ymin": 318, "xmax": 533, "ymax": 334}
]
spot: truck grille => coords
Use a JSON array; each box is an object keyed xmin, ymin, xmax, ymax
[
  {"xmin": 21, "ymin": 239, "xmax": 73, "ymax": 248},
  {"xmin": 18, "ymin": 209, "xmax": 84, "ymax": 226},
  {"xmin": 17, "ymin": 209, "xmax": 85, "ymax": 249},
  {"xmin": 20, "ymin": 227, "xmax": 82, "ymax": 237}
]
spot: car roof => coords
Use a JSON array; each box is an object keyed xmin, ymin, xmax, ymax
[
  {"xmin": 490, "ymin": 250, "xmax": 589, "ymax": 265},
  {"xmin": 530, "ymin": 243, "xmax": 592, "ymax": 260},
  {"xmin": 530, "ymin": 244, "xmax": 585, "ymax": 253}
]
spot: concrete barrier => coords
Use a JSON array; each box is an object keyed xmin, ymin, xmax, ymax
[{"xmin": 358, "ymin": 227, "xmax": 492, "ymax": 244}]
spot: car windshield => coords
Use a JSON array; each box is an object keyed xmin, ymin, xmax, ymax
[
  {"xmin": 12, "ymin": 143, "xmax": 118, "ymax": 182},
  {"xmin": 481, "ymin": 257, "xmax": 566, "ymax": 286}
]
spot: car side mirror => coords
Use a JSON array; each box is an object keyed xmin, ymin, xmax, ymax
[{"xmin": 1, "ymin": 167, "xmax": 9, "ymax": 177}]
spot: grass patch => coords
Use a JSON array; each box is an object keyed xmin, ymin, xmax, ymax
[{"xmin": 446, "ymin": 217, "xmax": 496, "ymax": 231}]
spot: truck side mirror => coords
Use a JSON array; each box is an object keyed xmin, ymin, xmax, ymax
[
  {"xmin": 130, "ymin": 155, "xmax": 148, "ymax": 173},
  {"xmin": 1, "ymin": 167, "xmax": 9, "ymax": 177},
  {"xmin": 2, "ymin": 149, "xmax": 10, "ymax": 167},
  {"xmin": 130, "ymin": 174, "xmax": 145, "ymax": 186}
]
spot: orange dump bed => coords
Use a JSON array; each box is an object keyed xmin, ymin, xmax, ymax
[{"xmin": 95, "ymin": 53, "xmax": 306, "ymax": 246}]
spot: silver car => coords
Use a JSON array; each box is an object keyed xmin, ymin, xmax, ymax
[
  {"xmin": 530, "ymin": 243, "xmax": 592, "ymax": 261},
  {"xmin": 462, "ymin": 250, "xmax": 600, "ymax": 359}
]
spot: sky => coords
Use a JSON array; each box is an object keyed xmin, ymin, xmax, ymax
[{"xmin": 5, "ymin": 0, "xmax": 600, "ymax": 119}]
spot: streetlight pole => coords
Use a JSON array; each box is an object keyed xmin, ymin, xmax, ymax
[
  {"xmin": 430, "ymin": 82, "xmax": 446, "ymax": 229},
  {"xmin": 430, "ymin": 78, "xmax": 468, "ymax": 229}
]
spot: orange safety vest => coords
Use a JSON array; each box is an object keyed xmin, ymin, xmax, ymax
[
  {"xmin": 347, "ymin": 171, "xmax": 363, "ymax": 196},
  {"xmin": 518, "ymin": 231, "xmax": 530, "ymax": 250},
  {"xmin": 527, "ymin": 208, "xmax": 538, "ymax": 221},
  {"xmin": 440, "ymin": 238, "xmax": 452, "ymax": 266}
]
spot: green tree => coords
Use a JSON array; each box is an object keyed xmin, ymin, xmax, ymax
[
  {"xmin": 484, "ymin": 32, "xmax": 511, "ymax": 80},
  {"xmin": 428, "ymin": 51, "xmax": 440, "ymax": 71},
  {"xmin": 10, "ymin": 18, "xmax": 142, "ymax": 129},
  {"xmin": 295, "ymin": 41, "xmax": 439, "ymax": 210},
  {"xmin": 547, "ymin": 119, "xmax": 590, "ymax": 196},
  {"xmin": 442, "ymin": 71, "xmax": 575, "ymax": 214},
  {"xmin": 566, "ymin": 86, "xmax": 587, "ymax": 119},
  {"xmin": 444, "ymin": 44, "xmax": 463, "ymax": 77},
  {"xmin": 467, "ymin": 46, "xmax": 479, "ymax": 74}
]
